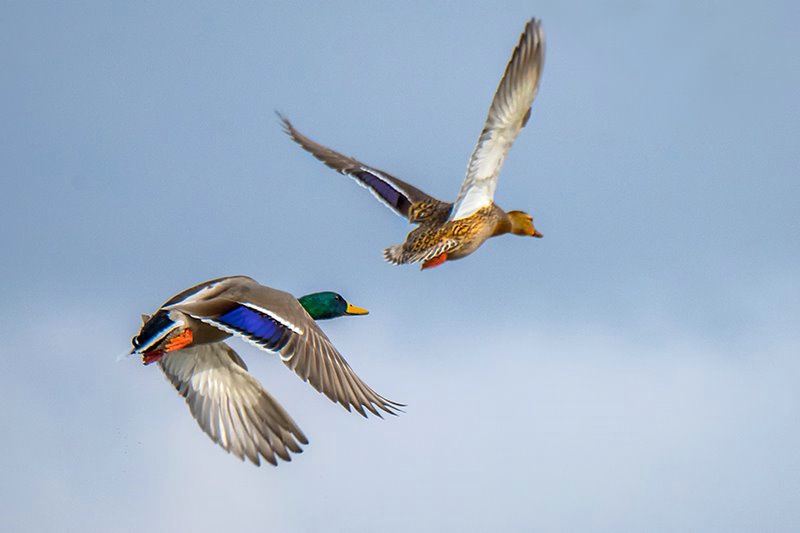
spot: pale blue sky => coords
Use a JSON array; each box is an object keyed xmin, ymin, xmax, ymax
[{"xmin": 1, "ymin": 2, "xmax": 799, "ymax": 532}]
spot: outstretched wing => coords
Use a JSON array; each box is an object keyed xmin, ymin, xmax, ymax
[
  {"xmin": 450, "ymin": 18, "xmax": 545, "ymax": 221},
  {"xmin": 176, "ymin": 284, "xmax": 403, "ymax": 418},
  {"xmin": 158, "ymin": 343, "xmax": 308, "ymax": 466},
  {"xmin": 278, "ymin": 322, "xmax": 403, "ymax": 418},
  {"xmin": 280, "ymin": 113, "xmax": 443, "ymax": 221}
]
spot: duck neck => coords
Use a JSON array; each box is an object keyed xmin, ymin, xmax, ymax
[{"xmin": 492, "ymin": 215, "xmax": 512, "ymax": 237}]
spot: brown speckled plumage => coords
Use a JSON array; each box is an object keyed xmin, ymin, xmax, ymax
[{"xmin": 384, "ymin": 205, "xmax": 514, "ymax": 265}]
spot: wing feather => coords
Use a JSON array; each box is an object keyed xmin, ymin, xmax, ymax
[
  {"xmin": 279, "ymin": 324, "xmax": 403, "ymax": 417},
  {"xmin": 450, "ymin": 18, "xmax": 545, "ymax": 220},
  {"xmin": 158, "ymin": 343, "xmax": 308, "ymax": 466},
  {"xmin": 173, "ymin": 279, "xmax": 403, "ymax": 418},
  {"xmin": 280, "ymin": 113, "xmax": 442, "ymax": 220}
]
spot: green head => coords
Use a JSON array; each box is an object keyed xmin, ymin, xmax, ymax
[{"xmin": 297, "ymin": 291, "xmax": 369, "ymax": 320}]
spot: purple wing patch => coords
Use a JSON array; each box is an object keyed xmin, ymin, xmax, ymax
[{"xmin": 354, "ymin": 170, "xmax": 411, "ymax": 216}]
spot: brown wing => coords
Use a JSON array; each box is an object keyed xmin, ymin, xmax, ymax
[
  {"xmin": 278, "ymin": 322, "xmax": 403, "ymax": 418},
  {"xmin": 158, "ymin": 343, "xmax": 308, "ymax": 466},
  {"xmin": 280, "ymin": 113, "xmax": 448, "ymax": 221},
  {"xmin": 175, "ymin": 279, "xmax": 403, "ymax": 418}
]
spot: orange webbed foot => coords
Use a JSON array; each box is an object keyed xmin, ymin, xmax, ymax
[
  {"xmin": 421, "ymin": 253, "xmax": 448, "ymax": 270},
  {"xmin": 164, "ymin": 329, "xmax": 194, "ymax": 352}
]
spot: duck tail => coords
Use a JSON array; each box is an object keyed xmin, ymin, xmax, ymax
[
  {"xmin": 385, "ymin": 238, "xmax": 461, "ymax": 268},
  {"xmin": 382, "ymin": 244, "xmax": 406, "ymax": 265},
  {"xmin": 131, "ymin": 310, "xmax": 180, "ymax": 355}
]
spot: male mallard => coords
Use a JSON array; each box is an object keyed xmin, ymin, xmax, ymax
[
  {"xmin": 281, "ymin": 18, "xmax": 545, "ymax": 270},
  {"xmin": 131, "ymin": 276, "xmax": 401, "ymax": 466}
]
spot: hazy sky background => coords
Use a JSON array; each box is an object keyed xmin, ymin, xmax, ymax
[{"xmin": 1, "ymin": 1, "xmax": 799, "ymax": 531}]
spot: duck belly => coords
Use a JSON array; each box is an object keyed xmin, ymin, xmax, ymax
[{"xmin": 447, "ymin": 234, "xmax": 488, "ymax": 260}]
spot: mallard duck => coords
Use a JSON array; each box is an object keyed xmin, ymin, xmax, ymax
[
  {"xmin": 130, "ymin": 275, "xmax": 401, "ymax": 466},
  {"xmin": 281, "ymin": 18, "xmax": 545, "ymax": 270}
]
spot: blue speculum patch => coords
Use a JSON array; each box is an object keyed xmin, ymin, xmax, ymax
[{"xmin": 216, "ymin": 305, "xmax": 289, "ymax": 350}]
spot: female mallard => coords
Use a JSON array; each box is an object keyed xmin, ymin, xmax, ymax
[
  {"xmin": 131, "ymin": 275, "xmax": 401, "ymax": 466},
  {"xmin": 281, "ymin": 18, "xmax": 545, "ymax": 270}
]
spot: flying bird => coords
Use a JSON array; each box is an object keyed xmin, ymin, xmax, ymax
[
  {"xmin": 281, "ymin": 18, "xmax": 545, "ymax": 269},
  {"xmin": 131, "ymin": 276, "xmax": 401, "ymax": 466}
]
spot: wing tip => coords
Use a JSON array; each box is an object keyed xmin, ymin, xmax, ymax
[
  {"xmin": 275, "ymin": 110, "xmax": 293, "ymax": 133},
  {"xmin": 522, "ymin": 17, "xmax": 545, "ymax": 63}
]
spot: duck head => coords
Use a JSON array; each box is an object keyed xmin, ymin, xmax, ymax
[
  {"xmin": 508, "ymin": 210, "xmax": 543, "ymax": 238},
  {"xmin": 297, "ymin": 292, "xmax": 369, "ymax": 320}
]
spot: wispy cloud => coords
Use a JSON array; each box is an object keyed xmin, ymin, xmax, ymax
[{"xmin": 2, "ymin": 306, "xmax": 798, "ymax": 532}]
